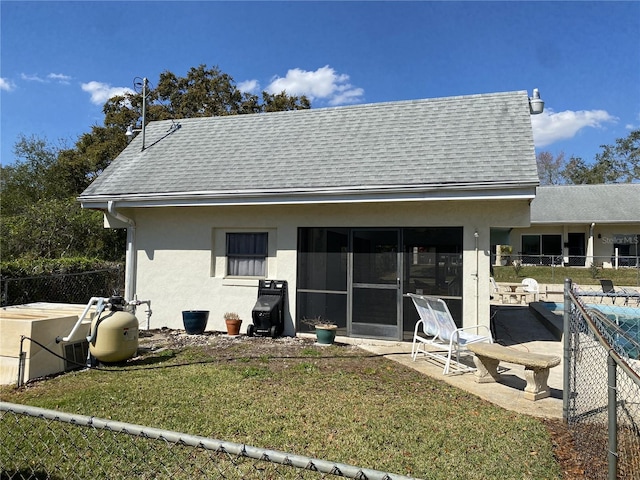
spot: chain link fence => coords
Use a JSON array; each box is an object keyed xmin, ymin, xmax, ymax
[
  {"xmin": 504, "ymin": 253, "xmax": 640, "ymax": 270},
  {"xmin": 526, "ymin": 254, "xmax": 638, "ymax": 269},
  {"xmin": 0, "ymin": 402, "xmax": 412, "ymax": 480},
  {"xmin": 1, "ymin": 267, "xmax": 123, "ymax": 307},
  {"xmin": 494, "ymin": 254, "xmax": 640, "ymax": 286},
  {"xmin": 565, "ymin": 281, "xmax": 640, "ymax": 480}
]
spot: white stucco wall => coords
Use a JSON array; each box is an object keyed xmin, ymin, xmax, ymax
[
  {"xmin": 510, "ymin": 223, "xmax": 640, "ymax": 267},
  {"xmin": 110, "ymin": 198, "xmax": 531, "ymax": 336}
]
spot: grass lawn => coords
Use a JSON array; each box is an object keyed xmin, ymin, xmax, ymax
[
  {"xmin": 0, "ymin": 335, "xmax": 566, "ymax": 479},
  {"xmin": 493, "ymin": 265, "xmax": 639, "ymax": 287}
]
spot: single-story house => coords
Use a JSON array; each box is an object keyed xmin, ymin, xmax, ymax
[
  {"xmin": 508, "ymin": 184, "xmax": 640, "ymax": 268},
  {"xmin": 79, "ymin": 90, "xmax": 541, "ymax": 340}
]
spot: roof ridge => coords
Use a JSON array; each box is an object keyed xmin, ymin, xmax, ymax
[{"xmin": 144, "ymin": 90, "xmax": 529, "ymax": 126}]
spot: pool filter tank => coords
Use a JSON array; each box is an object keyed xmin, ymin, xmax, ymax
[{"xmin": 88, "ymin": 296, "xmax": 139, "ymax": 363}]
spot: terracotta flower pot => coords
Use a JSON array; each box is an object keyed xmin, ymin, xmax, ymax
[{"xmin": 225, "ymin": 318, "xmax": 242, "ymax": 336}]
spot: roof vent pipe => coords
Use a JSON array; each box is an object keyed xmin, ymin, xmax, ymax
[{"xmin": 529, "ymin": 88, "xmax": 545, "ymax": 115}]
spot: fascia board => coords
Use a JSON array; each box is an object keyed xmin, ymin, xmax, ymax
[
  {"xmin": 79, "ymin": 183, "xmax": 537, "ymax": 209},
  {"xmin": 531, "ymin": 220, "xmax": 640, "ymax": 225}
]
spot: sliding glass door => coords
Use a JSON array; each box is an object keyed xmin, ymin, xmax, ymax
[
  {"xmin": 297, "ymin": 227, "xmax": 463, "ymax": 340},
  {"xmin": 350, "ymin": 229, "xmax": 401, "ymax": 339}
]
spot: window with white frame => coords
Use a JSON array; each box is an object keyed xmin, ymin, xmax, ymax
[{"xmin": 226, "ymin": 232, "xmax": 268, "ymax": 277}]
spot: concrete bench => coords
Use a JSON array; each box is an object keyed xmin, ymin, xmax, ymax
[
  {"xmin": 504, "ymin": 292, "xmax": 528, "ymax": 304},
  {"xmin": 467, "ymin": 342, "xmax": 560, "ymax": 401}
]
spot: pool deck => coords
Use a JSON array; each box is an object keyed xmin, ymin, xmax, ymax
[
  {"xmin": 354, "ymin": 284, "xmax": 639, "ymax": 420},
  {"xmin": 348, "ymin": 304, "xmax": 564, "ymax": 419}
]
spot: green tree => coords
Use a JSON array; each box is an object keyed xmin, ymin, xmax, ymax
[
  {"xmin": 1, "ymin": 135, "xmax": 125, "ymax": 261},
  {"xmin": 594, "ymin": 128, "xmax": 639, "ymax": 182},
  {"xmin": 103, "ymin": 64, "xmax": 310, "ymax": 130},
  {"xmin": 561, "ymin": 156, "xmax": 593, "ymax": 184},
  {"xmin": 154, "ymin": 65, "xmax": 249, "ymax": 117},
  {"xmin": 262, "ymin": 90, "xmax": 311, "ymax": 112},
  {"xmin": 2, "ymin": 64, "xmax": 311, "ymax": 263},
  {"xmin": 56, "ymin": 125, "xmax": 129, "ymax": 194},
  {"xmin": 1, "ymin": 135, "xmax": 67, "ymax": 215},
  {"xmin": 561, "ymin": 129, "xmax": 640, "ymax": 184},
  {"xmin": 2, "ymin": 198, "xmax": 123, "ymax": 260}
]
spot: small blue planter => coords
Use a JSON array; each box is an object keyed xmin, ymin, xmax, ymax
[{"xmin": 182, "ymin": 310, "xmax": 209, "ymax": 335}]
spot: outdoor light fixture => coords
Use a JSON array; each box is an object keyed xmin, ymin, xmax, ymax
[
  {"xmin": 529, "ymin": 88, "xmax": 544, "ymax": 115},
  {"xmin": 125, "ymin": 124, "xmax": 141, "ymax": 141}
]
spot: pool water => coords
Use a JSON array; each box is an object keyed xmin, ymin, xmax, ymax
[
  {"xmin": 542, "ymin": 302, "xmax": 564, "ymax": 314},
  {"xmin": 540, "ymin": 302, "xmax": 640, "ymax": 359}
]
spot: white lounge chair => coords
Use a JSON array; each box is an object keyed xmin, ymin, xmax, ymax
[
  {"xmin": 408, "ymin": 294, "xmax": 493, "ymax": 375},
  {"xmin": 521, "ymin": 278, "xmax": 539, "ymax": 302}
]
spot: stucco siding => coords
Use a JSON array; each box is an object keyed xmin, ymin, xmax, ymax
[
  {"xmin": 122, "ymin": 198, "xmax": 530, "ymax": 335},
  {"xmin": 510, "ymin": 224, "xmax": 640, "ymax": 267}
]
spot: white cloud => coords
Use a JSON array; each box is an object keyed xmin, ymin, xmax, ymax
[
  {"xmin": 238, "ymin": 79, "xmax": 260, "ymax": 94},
  {"xmin": 625, "ymin": 112, "xmax": 640, "ymax": 130},
  {"xmin": 81, "ymin": 81, "xmax": 133, "ymax": 105},
  {"xmin": 48, "ymin": 73, "xmax": 72, "ymax": 84},
  {"xmin": 21, "ymin": 73, "xmax": 46, "ymax": 83},
  {"xmin": 531, "ymin": 109, "xmax": 617, "ymax": 147},
  {"xmin": 0, "ymin": 77, "xmax": 16, "ymax": 91},
  {"xmin": 266, "ymin": 65, "xmax": 364, "ymax": 106},
  {"xmin": 330, "ymin": 85, "xmax": 365, "ymax": 106},
  {"xmin": 19, "ymin": 72, "xmax": 71, "ymax": 85}
]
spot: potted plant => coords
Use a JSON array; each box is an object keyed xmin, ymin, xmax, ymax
[
  {"xmin": 303, "ymin": 316, "xmax": 338, "ymax": 345},
  {"xmin": 499, "ymin": 245, "xmax": 513, "ymax": 266},
  {"xmin": 224, "ymin": 312, "xmax": 242, "ymax": 336}
]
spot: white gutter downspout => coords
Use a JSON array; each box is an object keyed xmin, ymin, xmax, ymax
[
  {"xmin": 108, "ymin": 201, "xmax": 136, "ymax": 301},
  {"xmin": 587, "ymin": 223, "xmax": 596, "ymax": 268},
  {"xmin": 474, "ymin": 231, "xmax": 479, "ymax": 327}
]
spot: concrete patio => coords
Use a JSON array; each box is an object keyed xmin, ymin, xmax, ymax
[{"xmin": 350, "ymin": 304, "xmax": 564, "ymax": 419}]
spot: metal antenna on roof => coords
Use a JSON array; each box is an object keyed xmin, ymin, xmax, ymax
[
  {"xmin": 125, "ymin": 77, "xmax": 149, "ymax": 151},
  {"xmin": 166, "ymin": 119, "xmax": 181, "ymax": 133}
]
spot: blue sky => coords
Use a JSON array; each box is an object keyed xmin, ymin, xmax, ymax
[{"xmin": 2, "ymin": 1, "xmax": 639, "ymax": 168}]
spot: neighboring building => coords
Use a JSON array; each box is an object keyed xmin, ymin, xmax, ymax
[
  {"xmin": 79, "ymin": 90, "xmax": 540, "ymax": 339},
  {"xmin": 509, "ymin": 184, "xmax": 640, "ymax": 268}
]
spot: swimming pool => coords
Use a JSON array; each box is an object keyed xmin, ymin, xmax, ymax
[{"xmin": 540, "ymin": 302, "xmax": 640, "ymax": 359}]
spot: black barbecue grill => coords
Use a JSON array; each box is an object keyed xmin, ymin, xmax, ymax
[{"xmin": 248, "ymin": 280, "xmax": 287, "ymax": 338}]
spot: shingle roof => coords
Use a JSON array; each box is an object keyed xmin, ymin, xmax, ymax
[
  {"xmin": 79, "ymin": 90, "xmax": 539, "ymax": 204},
  {"xmin": 531, "ymin": 184, "xmax": 640, "ymax": 224}
]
